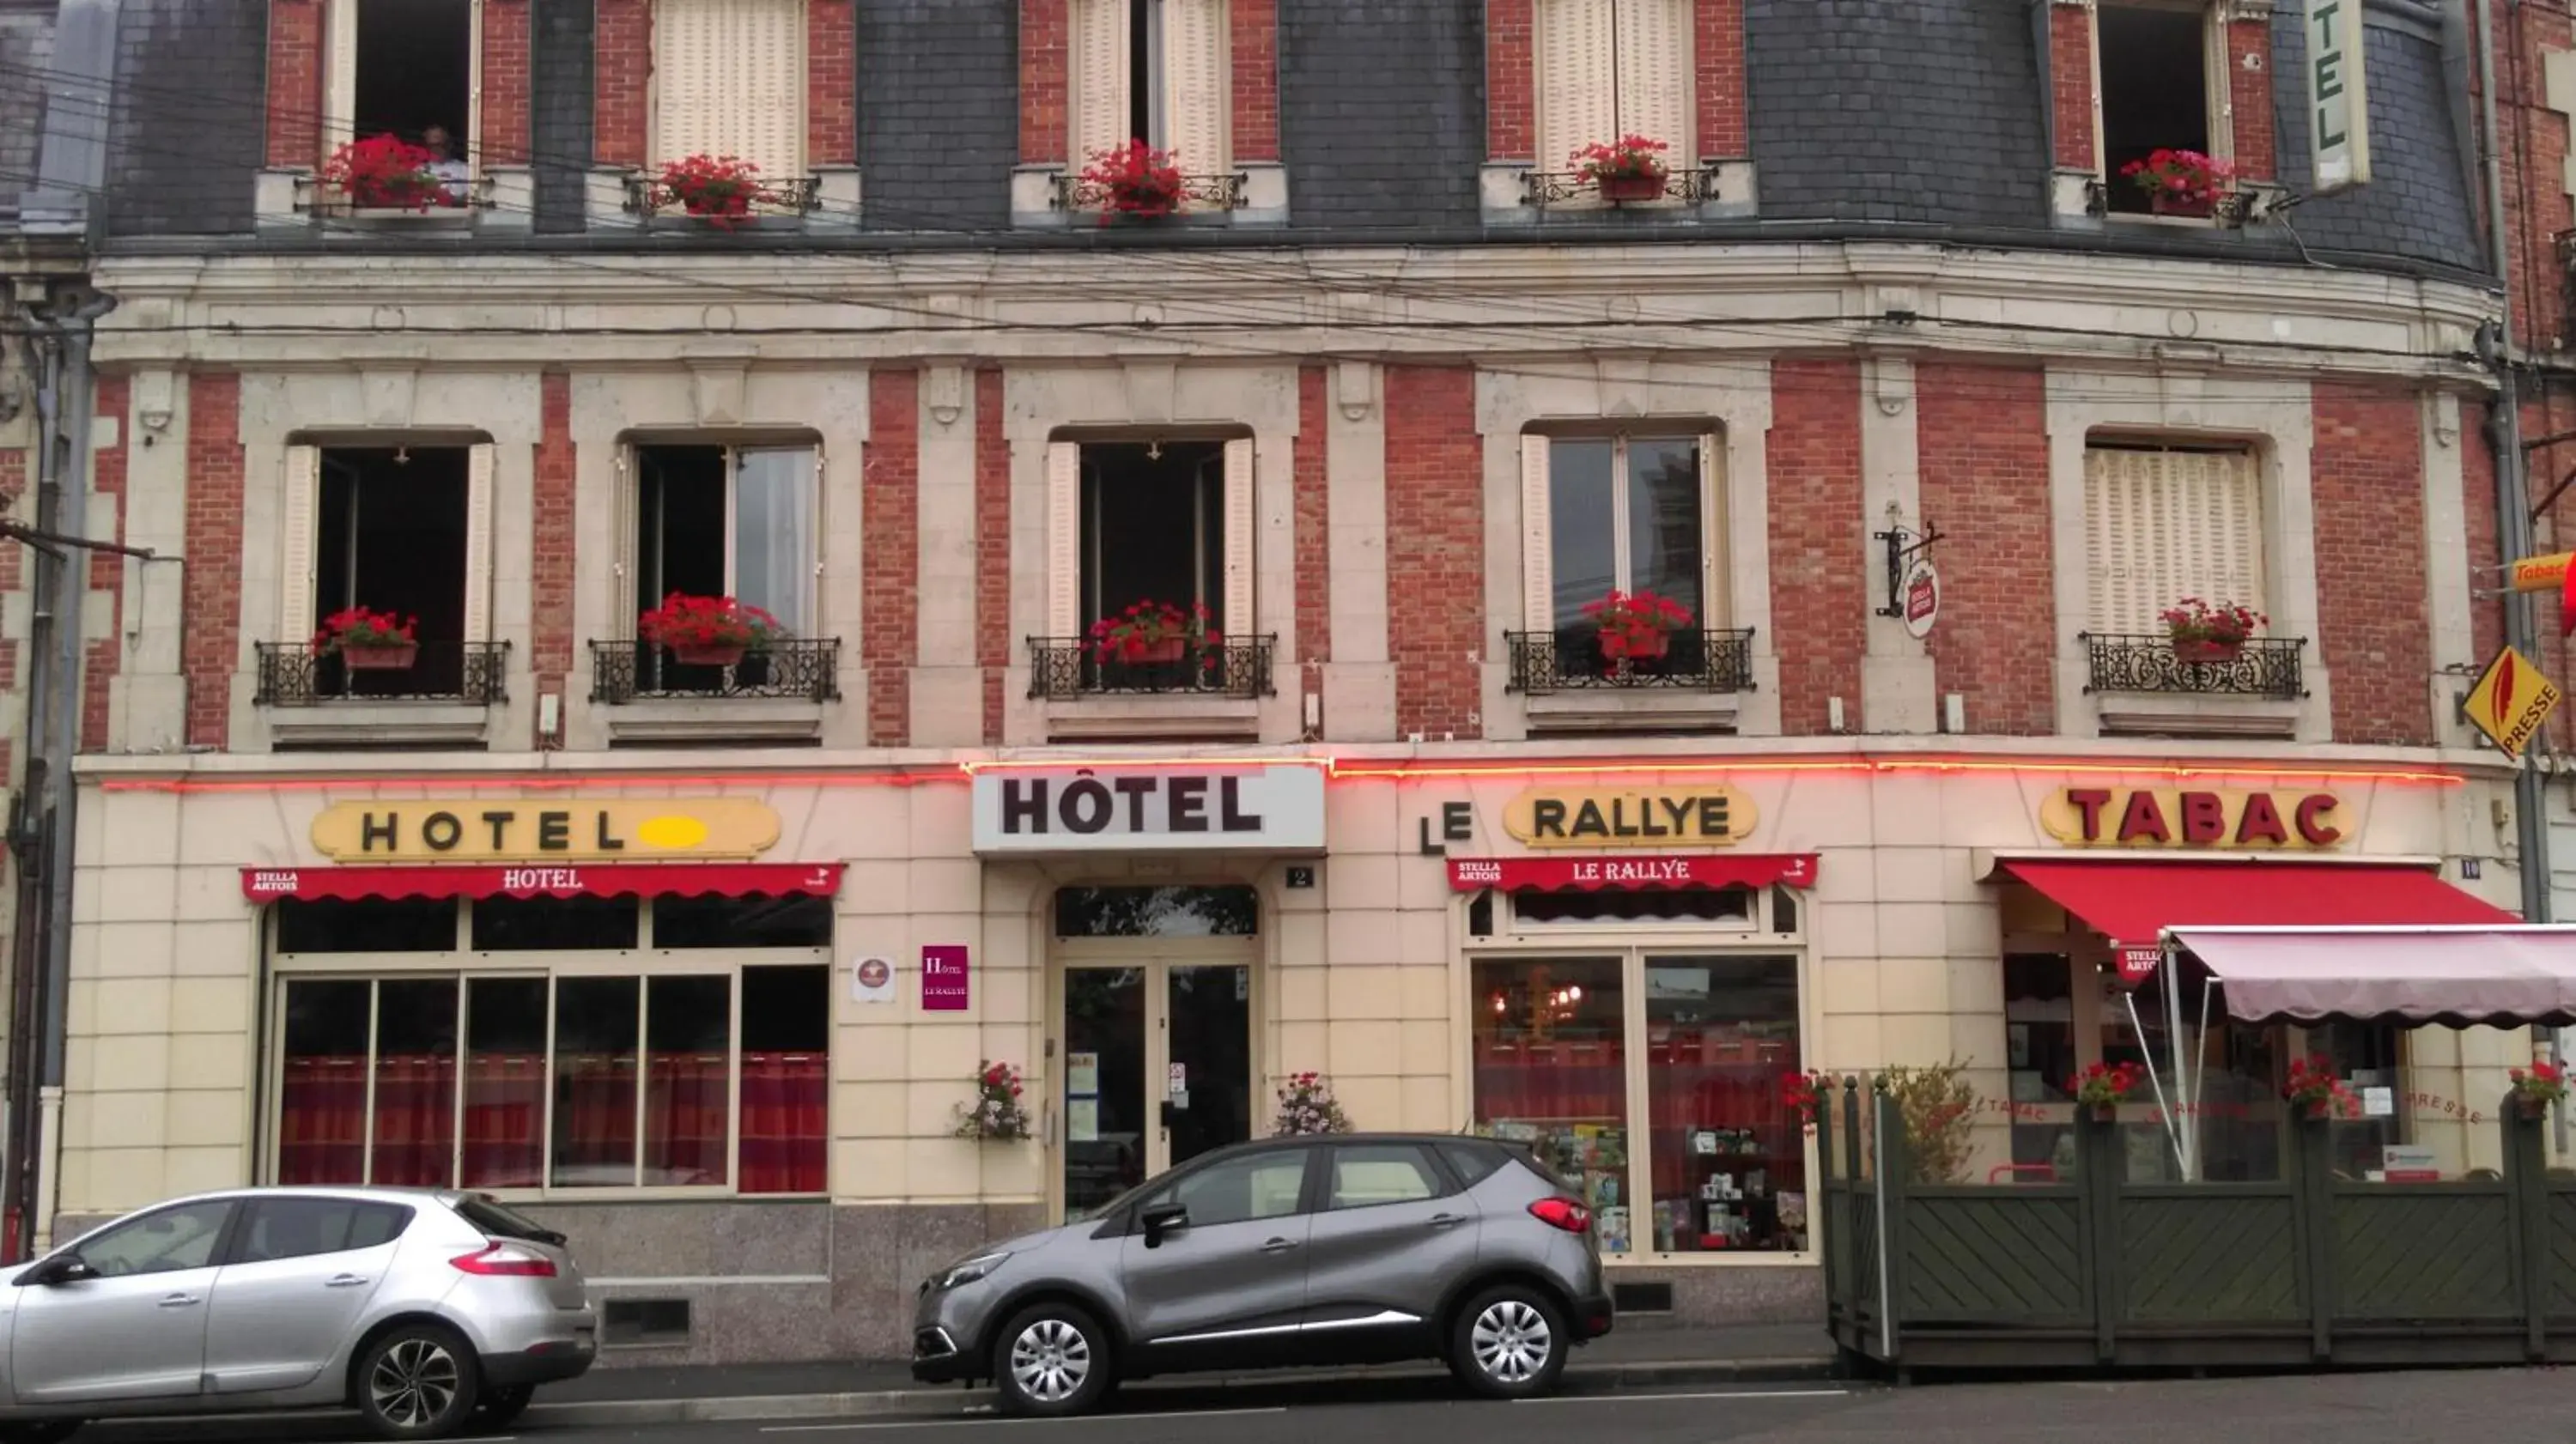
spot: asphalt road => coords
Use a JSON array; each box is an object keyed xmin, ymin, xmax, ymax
[{"xmin": 66, "ymin": 1368, "xmax": 2576, "ymax": 1444}]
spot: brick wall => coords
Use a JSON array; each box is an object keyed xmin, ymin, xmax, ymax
[
  {"xmin": 531, "ymin": 373, "xmax": 575, "ymax": 719},
  {"xmin": 1697, "ymin": 0, "xmax": 1746, "ymax": 159},
  {"xmin": 1383, "ymin": 366, "xmax": 1481, "ymax": 740},
  {"xmin": 183, "ymin": 376, "xmax": 244, "ymax": 749},
  {"xmin": 264, "ymin": 0, "xmax": 323, "ymax": 169},
  {"xmin": 2313, "ymin": 382, "xmax": 2433, "ymax": 748},
  {"xmin": 1486, "ymin": 0, "xmax": 1531, "ymax": 159},
  {"xmin": 1021, "ymin": 0, "xmax": 1068, "ymax": 164},
  {"xmin": 2047, "ymin": 1, "xmax": 2093, "ymax": 170},
  {"xmin": 2488, "ymin": 0, "xmax": 2574, "ymax": 350},
  {"xmin": 1295, "ymin": 366, "xmax": 1329, "ymax": 716},
  {"xmin": 2227, "ymin": 14, "xmax": 2274, "ymax": 180},
  {"xmin": 481, "ymin": 0, "xmax": 531, "ymax": 164},
  {"xmin": 1765, "ymin": 358, "xmax": 1863, "ymax": 735},
  {"xmin": 975, "ymin": 369, "xmax": 1010, "ymax": 743},
  {"xmin": 1916, "ymin": 361, "xmax": 2054, "ymax": 735},
  {"xmin": 1233, "ymin": 0, "xmax": 1279, "ymax": 161},
  {"xmin": 594, "ymin": 0, "xmax": 649, "ymax": 167},
  {"xmin": 811, "ymin": 0, "xmax": 858, "ymax": 165},
  {"xmin": 865, "ymin": 370, "xmax": 920, "ymax": 747},
  {"xmin": 80, "ymin": 377, "xmax": 131, "ymax": 753}
]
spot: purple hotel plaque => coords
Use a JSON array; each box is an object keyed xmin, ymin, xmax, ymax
[{"xmin": 921, "ymin": 944, "xmax": 970, "ymax": 1011}]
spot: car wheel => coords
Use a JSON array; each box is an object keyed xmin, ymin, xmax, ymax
[
  {"xmin": 472, "ymin": 1385, "xmax": 535, "ymax": 1429},
  {"xmin": 356, "ymin": 1325, "xmax": 481, "ymax": 1440},
  {"xmin": 1448, "ymin": 1284, "xmax": 1568, "ymax": 1400},
  {"xmin": 991, "ymin": 1302, "xmax": 1114, "ymax": 1417}
]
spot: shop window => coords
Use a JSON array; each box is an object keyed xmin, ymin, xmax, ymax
[
  {"xmin": 275, "ymin": 896, "xmax": 458, "ymax": 954},
  {"xmin": 1520, "ymin": 432, "xmax": 1721, "ymax": 652},
  {"xmin": 1041, "ymin": 439, "xmax": 1256, "ymax": 681},
  {"xmin": 653, "ymin": 894, "xmax": 835, "ymax": 949},
  {"xmin": 471, "ymin": 895, "xmax": 641, "ymax": 951},
  {"xmin": 2095, "ymin": 2, "xmax": 2223, "ymax": 215},
  {"xmin": 1473, "ymin": 956, "xmax": 1632, "ymax": 1252},
  {"xmin": 653, "ymin": 0, "xmax": 807, "ymax": 185},
  {"xmin": 1070, "ymin": 0, "xmax": 1229, "ymax": 181},
  {"xmin": 742, "ymin": 965, "xmax": 831, "ymax": 1193},
  {"xmin": 325, "ymin": 0, "xmax": 478, "ymax": 175},
  {"xmin": 2085, "ymin": 442, "xmax": 2264, "ymax": 634},
  {"xmin": 275, "ymin": 443, "xmax": 495, "ymax": 701},
  {"xmin": 622, "ymin": 443, "xmax": 820, "ymax": 693},
  {"xmin": 1534, "ymin": 0, "xmax": 1693, "ymax": 193},
  {"xmin": 2005, "ymin": 953, "xmax": 2079, "ymax": 1176},
  {"xmin": 464, "ymin": 976, "xmax": 546, "ymax": 1189},
  {"xmin": 1054, "ymin": 884, "xmax": 1259, "ymax": 937}
]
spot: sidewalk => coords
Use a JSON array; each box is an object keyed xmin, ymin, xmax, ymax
[{"xmin": 528, "ymin": 1322, "xmax": 1838, "ymax": 1427}]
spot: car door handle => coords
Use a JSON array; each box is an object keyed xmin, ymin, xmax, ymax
[
  {"xmin": 157, "ymin": 1293, "xmax": 199, "ymax": 1308},
  {"xmin": 1261, "ymin": 1237, "xmax": 1301, "ymax": 1253},
  {"xmin": 325, "ymin": 1274, "xmax": 370, "ymax": 1289},
  {"xmin": 1428, "ymin": 1213, "xmax": 1467, "ymax": 1229}
]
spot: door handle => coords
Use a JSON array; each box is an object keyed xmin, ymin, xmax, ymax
[
  {"xmin": 157, "ymin": 1293, "xmax": 199, "ymax": 1308},
  {"xmin": 1261, "ymin": 1237, "xmax": 1301, "ymax": 1253},
  {"xmin": 1428, "ymin": 1213, "xmax": 1467, "ymax": 1229},
  {"xmin": 325, "ymin": 1274, "xmax": 370, "ymax": 1288}
]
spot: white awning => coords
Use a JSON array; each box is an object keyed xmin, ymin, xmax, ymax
[{"xmin": 2166, "ymin": 925, "xmax": 2576, "ymax": 1027}]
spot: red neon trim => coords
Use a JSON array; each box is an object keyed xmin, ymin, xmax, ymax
[
  {"xmin": 1449, "ymin": 853, "xmax": 1819, "ymax": 893},
  {"xmin": 240, "ymin": 861, "xmax": 845, "ymax": 903},
  {"xmin": 105, "ymin": 771, "xmax": 955, "ymax": 794}
]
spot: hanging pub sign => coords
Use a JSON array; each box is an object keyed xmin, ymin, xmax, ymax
[
  {"xmin": 1502, "ymin": 786, "xmax": 1758, "ymax": 848},
  {"xmin": 310, "ymin": 798, "xmax": 781, "ymax": 863},
  {"xmin": 2039, "ymin": 786, "xmax": 2343, "ymax": 849}
]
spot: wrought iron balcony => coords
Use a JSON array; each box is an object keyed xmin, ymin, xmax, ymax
[
  {"xmin": 292, "ymin": 172, "xmax": 496, "ymax": 217},
  {"xmin": 2081, "ymin": 634, "xmax": 2306, "ymax": 700},
  {"xmin": 1522, "ymin": 167, "xmax": 1725, "ymax": 207},
  {"xmin": 621, "ymin": 173, "xmax": 823, "ymax": 220},
  {"xmin": 2081, "ymin": 177, "xmax": 2257, "ymax": 225},
  {"xmin": 255, "ymin": 640, "xmax": 511, "ymax": 706},
  {"xmin": 1026, "ymin": 636, "xmax": 1277, "ymax": 700},
  {"xmin": 589, "ymin": 638, "xmax": 841, "ymax": 703},
  {"xmin": 1049, "ymin": 172, "xmax": 1248, "ymax": 214},
  {"xmin": 1504, "ymin": 628, "xmax": 1757, "ymax": 694}
]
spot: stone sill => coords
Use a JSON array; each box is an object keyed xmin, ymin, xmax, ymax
[
  {"xmin": 264, "ymin": 703, "xmax": 493, "ymax": 749},
  {"xmin": 1042, "ymin": 696, "xmax": 1261, "ymax": 743},
  {"xmin": 1481, "ymin": 158, "xmax": 1758, "ymax": 224},
  {"xmin": 1522, "ymin": 690, "xmax": 1744, "ymax": 735},
  {"xmin": 1010, "ymin": 161, "xmax": 1290, "ymax": 229},
  {"xmin": 603, "ymin": 698, "xmax": 828, "ymax": 746},
  {"xmin": 2093, "ymin": 693, "xmax": 2300, "ymax": 739}
]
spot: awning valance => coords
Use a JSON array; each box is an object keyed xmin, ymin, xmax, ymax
[
  {"xmin": 2169, "ymin": 925, "xmax": 2576, "ymax": 1027},
  {"xmin": 1448, "ymin": 853, "xmax": 1818, "ymax": 893},
  {"xmin": 241, "ymin": 862, "xmax": 845, "ymax": 904}
]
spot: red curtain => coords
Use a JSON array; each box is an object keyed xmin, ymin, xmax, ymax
[
  {"xmin": 739, "ymin": 1051, "xmax": 827, "ymax": 1193},
  {"xmin": 645, "ymin": 1052, "xmax": 729, "ymax": 1184},
  {"xmin": 461, "ymin": 1053, "xmax": 545, "ymax": 1189},
  {"xmin": 278, "ymin": 1056, "xmax": 368, "ymax": 1184},
  {"xmin": 370, "ymin": 1053, "xmax": 458, "ymax": 1187},
  {"xmin": 1472, "ymin": 1040, "xmax": 1627, "ymax": 1128},
  {"xmin": 551, "ymin": 1053, "xmax": 639, "ymax": 1183}
]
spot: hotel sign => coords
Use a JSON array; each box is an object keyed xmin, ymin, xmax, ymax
[
  {"xmin": 969, "ymin": 766, "xmax": 1327, "ymax": 854},
  {"xmin": 1502, "ymin": 786, "xmax": 1757, "ymax": 848},
  {"xmin": 311, "ymin": 798, "xmax": 781, "ymax": 863},
  {"xmin": 2039, "ymin": 787, "xmax": 2344, "ymax": 849}
]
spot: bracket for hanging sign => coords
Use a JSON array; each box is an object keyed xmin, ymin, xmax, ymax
[{"xmin": 1873, "ymin": 521, "xmax": 1944, "ymax": 620}]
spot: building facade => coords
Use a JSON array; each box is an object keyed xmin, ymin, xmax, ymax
[{"xmin": 6, "ymin": 0, "xmax": 2576, "ymax": 1364}]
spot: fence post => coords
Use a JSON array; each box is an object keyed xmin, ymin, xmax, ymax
[
  {"xmin": 1816, "ymin": 1083, "xmax": 1839, "ymax": 1321},
  {"xmin": 1874, "ymin": 1088, "xmax": 1907, "ymax": 1366},
  {"xmin": 2293, "ymin": 1114, "xmax": 2333, "ymax": 1362},
  {"xmin": 2503, "ymin": 1094, "xmax": 2549, "ymax": 1362},
  {"xmin": 2080, "ymin": 1109, "xmax": 2120, "ymax": 1362}
]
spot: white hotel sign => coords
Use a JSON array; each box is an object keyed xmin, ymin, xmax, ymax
[
  {"xmin": 969, "ymin": 765, "xmax": 1327, "ymax": 854},
  {"xmin": 2306, "ymin": 0, "xmax": 2372, "ymax": 193}
]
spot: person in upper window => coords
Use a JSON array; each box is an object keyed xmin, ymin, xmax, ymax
[{"xmin": 420, "ymin": 124, "xmax": 471, "ymax": 204}]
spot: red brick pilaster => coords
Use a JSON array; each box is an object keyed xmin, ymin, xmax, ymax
[
  {"xmin": 1487, "ymin": 0, "xmax": 1534, "ymax": 161},
  {"xmin": 2048, "ymin": 0, "xmax": 2096, "ymax": 171},
  {"xmin": 1384, "ymin": 367, "xmax": 1484, "ymax": 740},
  {"xmin": 975, "ymin": 370, "xmax": 1011, "ymax": 743},
  {"xmin": 1765, "ymin": 360, "xmax": 1863, "ymax": 736},
  {"xmin": 809, "ymin": 0, "xmax": 857, "ymax": 166},
  {"xmin": 532, "ymin": 373, "xmax": 575, "ymax": 714},
  {"xmin": 1231, "ymin": 0, "xmax": 1279, "ymax": 161},
  {"xmin": 184, "ymin": 375, "xmax": 245, "ymax": 749},
  {"xmin": 2314, "ymin": 384, "xmax": 2433, "ymax": 748},
  {"xmin": 81, "ymin": 376, "xmax": 131, "ymax": 754},
  {"xmin": 1022, "ymin": 0, "xmax": 1069, "ymax": 165},
  {"xmin": 865, "ymin": 371, "xmax": 920, "ymax": 748},
  {"xmin": 1294, "ymin": 367, "xmax": 1330, "ymax": 720},
  {"xmin": 1916, "ymin": 361, "xmax": 2055, "ymax": 736},
  {"xmin": 265, "ymin": 0, "xmax": 325, "ymax": 168},
  {"xmin": 2226, "ymin": 16, "xmax": 2274, "ymax": 180},
  {"xmin": 1695, "ymin": 0, "xmax": 1745, "ymax": 159},
  {"xmin": 481, "ymin": 0, "xmax": 531, "ymax": 165},
  {"xmin": 594, "ymin": 0, "xmax": 650, "ymax": 167}
]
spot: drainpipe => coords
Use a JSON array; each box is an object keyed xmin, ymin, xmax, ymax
[{"xmin": 3, "ymin": 310, "xmax": 64, "ymax": 1259}]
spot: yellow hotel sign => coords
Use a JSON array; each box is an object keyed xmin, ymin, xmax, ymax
[
  {"xmin": 2461, "ymin": 646, "xmax": 2563, "ymax": 761},
  {"xmin": 1503, "ymin": 786, "xmax": 1758, "ymax": 848},
  {"xmin": 313, "ymin": 798, "xmax": 781, "ymax": 863}
]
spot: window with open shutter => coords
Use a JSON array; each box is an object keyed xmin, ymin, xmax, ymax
[
  {"xmin": 2084, "ymin": 445, "xmax": 2265, "ymax": 634},
  {"xmin": 1048, "ymin": 442, "xmax": 1083, "ymax": 637},
  {"xmin": 1221, "ymin": 438, "xmax": 1255, "ymax": 635},
  {"xmin": 1066, "ymin": 0, "xmax": 1230, "ymax": 186},
  {"xmin": 280, "ymin": 446, "xmax": 322, "ymax": 643},
  {"xmin": 1536, "ymin": 0, "xmax": 1692, "ymax": 180},
  {"xmin": 653, "ymin": 0, "xmax": 807, "ymax": 184},
  {"xmin": 325, "ymin": 0, "xmax": 483, "ymax": 178},
  {"xmin": 1613, "ymin": 0, "xmax": 1691, "ymax": 166},
  {"xmin": 1163, "ymin": 0, "xmax": 1230, "ymax": 189},
  {"xmin": 1071, "ymin": 0, "xmax": 1135, "ymax": 164},
  {"xmin": 462, "ymin": 443, "xmax": 495, "ymax": 644}
]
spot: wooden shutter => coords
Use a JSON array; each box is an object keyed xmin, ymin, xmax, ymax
[
  {"xmin": 2085, "ymin": 446, "xmax": 2265, "ymax": 634},
  {"xmin": 1222, "ymin": 437, "xmax": 1255, "ymax": 637},
  {"xmin": 323, "ymin": 0, "xmax": 358, "ymax": 160},
  {"xmin": 462, "ymin": 442, "xmax": 495, "ymax": 644},
  {"xmin": 1613, "ymin": 0, "xmax": 1692, "ymax": 167},
  {"xmin": 1697, "ymin": 434, "xmax": 1725, "ymax": 626},
  {"xmin": 1071, "ymin": 0, "xmax": 1133, "ymax": 165},
  {"xmin": 612, "ymin": 443, "xmax": 640, "ymax": 640},
  {"xmin": 1535, "ymin": 0, "xmax": 1616, "ymax": 173},
  {"xmin": 1048, "ymin": 441, "xmax": 1083, "ymax": 636},
  {"xmin": 280, "ymin": 446, "xmax": 321, "ymax": 643},
  {"xmin": 466, "ymin": 0, "xmax": 486, "ymax": 172},
  {"xmin": 653, "ymin": 0, "xmax": 806, "ymax": 180},
  {"xmin": 1163, "ymin": 0, "xmax": 1230, "ymax": 193},
  {"xmin": 1521, "ymin": 434, "xmax": 1554, "ymax": 632}
]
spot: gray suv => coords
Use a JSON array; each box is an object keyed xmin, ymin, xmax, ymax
[{"xmin": 912, "ymin": 1133, "xmax": 1612, "ymax": 1416}]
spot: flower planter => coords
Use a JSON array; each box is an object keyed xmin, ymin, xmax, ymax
[
  {"xmin": 2151, "ymin": 192, "xmax": 2219, "ymax": 219},
  {"xmin": 2171, "ymin": 637, "xmax": 2245, "ymax": 665},
  {"xmin": 1597, "ymin": 171, "xmax": 1668, "ymax": 203},
  {"xmin": 1603, "ymin": 629, "xmax": 1672, "ymax": 664},
  {"xmin": 671, "ymin": 643, "xmax": 747, "ymax": 668},
  {"xmin": 339, "ymin": 643, "xmax": 419, "ymax": 671},
  {"xmin": 2513, "ymin": 1093, "xmax": 2555, "ymax": 1120},
  {"xmin": 2088, "ymin": 1103, "xmax": 2119, "ymax": 1124},
  {"xmin": 1121, "ymin": 637, "xmax": 1189, "ymax": 664},
  {"xmin": 1111, "ymin": 187, "xmax": 1182, "ymax": 219}
]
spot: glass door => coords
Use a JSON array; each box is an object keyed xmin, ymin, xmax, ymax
[
  {"xmin": 1062, "ymin": 968, "xmax": 1149, "ymax": 1221},
  {"xmin": 1164, "ymin": 964, "xmax": 1251, "ymax": 1171},
  {"xmin": 1058, "ymin": 960, "xmax": 1254, "ymax": 1222}
]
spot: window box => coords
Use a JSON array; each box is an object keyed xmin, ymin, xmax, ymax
[
  {"xmin": 590, "ymin": 638, "xmax": 842, "ymax": 704},
  {"xmin": 621, "ymin": 173, "xmax": 823, "ymax": 226},
  {"xmin": 2082, "ymin": 633, "xmax": 2304, "ymax": 698},
  {"xmin": 1505, "ymin": 628, "xmax": 1756, "ymax": 695},
  {"xmin": 1026, "ymin": 635, "xmax": 1278, "ymax": 701},
  {"xmin": 1051, "ymin": 169, "xmax": 1248, "ymax": 218},
  {"xmin": 256, "ymin": 640, "xmax": 510, "ymax": 707}
]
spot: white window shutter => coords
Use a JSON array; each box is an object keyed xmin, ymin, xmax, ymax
[
  {"xmin": 1612, "ymin": 0, "xmax": 1692, "ymax": 167},
  {"xmin": 463, "ymin": 442, "xmax": 495, "ymax": 645},
  {"xmin": 1535, "ymin": 0, "xmax": 1617, "ymax": 175},
  {"xmin": 467, "ymin": 0, "xmax": 486, "ymax": 172},
  {"xmin": 2087, "ymin": 446, "xmax": 2266, "ymax": 634},
  {"xmin": 1048, "ymin": 441, "xmax": 1082, "ymax": 636},
  {"xmin": 2085, "ymin": 447, "xmax": 2141, "ymax": 634},
  {"xmin": 613, "ymin": 443, "xmax": 641, "ymax": 639},
  {"xmin": 1697, "ymin": 433, "xmax": 1725, "ymax": 627},
  {"xmin": 1222, "ymin": 437, "xmax": 1255, "ymax": 638},
  {"xmin": 280, "ymin": 445, "xmax": 321, "ymax": 643},
  {"xmin": 1521, "ymin": 434, "xmax": 1554, "ymax": 632},
  {"xmin": 1163, "ymin": 0, "xmax": 1230, "ymax": 192},
  {"xmin": 653, "ymin": 0, "xmax": 806, "ymax": 181},
  {"xmin": 1071, "ymin": 0, "xmax": 1134, "ymax": 165},
  {"xmin": 324, "ymin": 0, "xmax": 358, "ymax": 158}
]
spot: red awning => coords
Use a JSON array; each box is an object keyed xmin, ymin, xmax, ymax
[
  {"xmin": 241, "ymin": 862, "xmax": 845, "ymax": 904},
  {"xmin": 1449, "ymin": 853, "xmax": 1819, "ymax": 893},
  {"xmin": 1995, "ymin": 858, "xmax": 2515, "ymax": 983}
]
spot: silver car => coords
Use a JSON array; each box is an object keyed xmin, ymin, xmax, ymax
[
  {"xmin": 912, "ymin": 1133, "xmax": 1613, "ymax": 1416},
  {"xmin": 0, "ymin": 1187, "xmax": 596, "ymax": 1441}
]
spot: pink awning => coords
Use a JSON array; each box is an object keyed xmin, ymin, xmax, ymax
[
  {"xmin": 241, "ymin": 862, "xmax": 845, "ymax": 903},
  {"xmin": 2169, "ymin": 925, "xmax": 2576, "ymax": 1027}
]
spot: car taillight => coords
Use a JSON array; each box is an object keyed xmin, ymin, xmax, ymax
[
  {"xmin": 452, "ymin": 1243, "xmax": 558, "ymax": 1277},
  {"xmin": 1528, "ymin": 1197, "xmax": 1590, "ymax": 1233}
]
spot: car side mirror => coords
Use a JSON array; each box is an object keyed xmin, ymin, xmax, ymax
[
  {"xmin": 1139, "ymin": 1204, "xmax": 1189, "ymax": 1247},
  {"xmin": 23, "ymin": 1256, "xmax": 95, "ymax": 1287}
]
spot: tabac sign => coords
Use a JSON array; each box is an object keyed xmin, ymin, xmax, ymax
[
  {"xmin": 2040, "ymin": 787, "xmax": 2345, "ymax": 850},
  {"xmin": 1503, "ymin": 786, "xmax": 1758, "ymax": 848},
  {"xmin": 312, "ymin": 798, "xmax": 781, "ymax": 863}
]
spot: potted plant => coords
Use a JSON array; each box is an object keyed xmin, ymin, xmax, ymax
[
  {"xmin": 654, "ymin": 153, "xmax": 762, "ymax": 227},
  {"xmin": 319, "ymin": 134, "xmax": 446, "ymax": 211},
  {"xmin": 637, "ymin": 592, "xmax": 781, "ymax": 668},
  {"xmin": 1582, "ymin": 587, "xmax": 1693, "ymax": 664},
  {"xmin": 954, "ymin": 1060, "xmax": 1034, "ymax": 1142},
  {"xmin": 1088, "ymin": 598, "xmax": 1218, "ymax": 666},
  {"xmin": 1271, "ymin": 1071, "xmax": 1353, "ymax": 1136},
  {"xmin": 316, "ymin": 606, "xmax": 419, "ymax": 670},
  {"xmin": 2509, "ymin": 1059, "xmax": 2568, "ymax": 1119},
  {"xmin": 2158, "ymin": 597, "xmax": 2265, "ymax": 664},
  {"xmin": 1080, "ymin": 139, "xmax": 1185, "ymax": 221},
  {"xmin": 1573, "ymin": 135, "xmax": 1671, "ymax": 203},
  {"xmin": 1780, "ymin": 1070, "xmax": 1837, "ymax": 1130},
  {"xmin": 2283, "ymin": 1054, "xmax": 2360, "ymax": 1121},
  {"xmin": 2120, "ymin": 148, "xmax": 2234, "ymax": 218},
  {"xmin": 2069, "ymin": 1059, "xmax": 2146, "ymax": 1122}
]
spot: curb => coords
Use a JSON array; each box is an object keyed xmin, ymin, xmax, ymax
[{"xmin": 525, "ymin": 1356, "xmax": 1841, "ymax": 1428}]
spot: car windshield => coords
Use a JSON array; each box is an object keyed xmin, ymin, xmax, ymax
[{"xmin": 452, "ymin": 1195, "xmax": 564, "ymax": 1246}]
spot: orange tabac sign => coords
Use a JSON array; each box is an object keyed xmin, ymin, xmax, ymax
[
  {"xmin": 2040, "ymin": 787, "xmax": 2344, "ymax": 849},
  {"xmin": 2509, "ymin": 552, "xmax": 2574, "ymax": 592}
]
